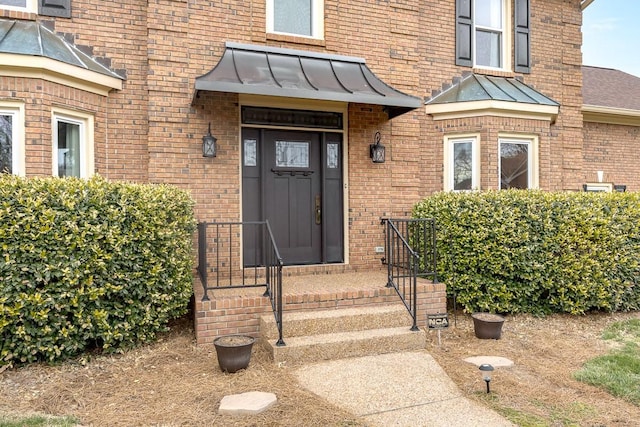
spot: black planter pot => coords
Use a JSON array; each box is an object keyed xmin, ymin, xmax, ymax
[
  {"xmin": 213, "ymin": 335, "xmax": 255, "ymax": 373},
  {"xmin": 471, "ymin": 313, "xmax": 505, "ymax": 339}
]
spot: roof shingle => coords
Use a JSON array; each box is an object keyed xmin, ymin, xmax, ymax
[{"xmin": 582, "ymin": 66, "xmax": 640, "ymax": 111}]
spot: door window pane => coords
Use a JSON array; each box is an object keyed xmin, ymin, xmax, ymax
[
  {"xmin": 453, "ymin": 141, "xmax": 473, "ymax": 190},
  {"xmin": 57, "ymin": 121, "xmax": 81, "ymax": 177},
  {"xmin": 244, "ymin": 139, "xmax": 257, "ymax": 167},
  {"xmin": 0, "ymin": 114, "xmax": 13, "ymax": 174},
  {"xmin": 275, "ymin": 141, "xmax": 309, "ymax": 168},
  {"xmin": 327, "ymin": 143, "xmax": 338, "ymax": 169},
  {"xmin": 274, "ymin": 0, "xmax": 312, "ymax": 36},
  {"xmin": 500, "ymin": 142, "xmax": 529, "ymax": 189}
]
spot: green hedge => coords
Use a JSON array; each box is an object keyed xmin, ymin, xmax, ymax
[
  {"xmin": 413, "ymin": 190, "xmax": 640, "ymax": 315},
  {"xmin": 0, "ymin": 175, "xmax": 196, "ymax": 366}
]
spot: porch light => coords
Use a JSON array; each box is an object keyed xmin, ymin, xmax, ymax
[
  {"xmin": 369, "ymin": 131, "xmax": 385, "ymax": 163},
  {"xmin": 202, "ymin": 123, "xmax": 217, "ymax": 157},
  {"xmin": 479, "ymin": 364, "xmax": 494, "ymax": 393}
]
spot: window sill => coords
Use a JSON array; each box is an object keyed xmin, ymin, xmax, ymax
[
  {"xmin": 266, "ymin": 32, "xmax": 326, "ymax": 48},
  {"xmin": 472, "ymin": 67, "xmax": 515, "ymax": 78},
  {"xmin": 1, "ymin": 9, "xmax": 36, "ymax": 20}
]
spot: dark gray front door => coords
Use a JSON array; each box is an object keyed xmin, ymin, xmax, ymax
[
  {"xmin": 242, "ymin": 128, "xmax": 343, "ymax": 266},
  {"xmin": 265, "ymin": 130, "xmax": 321, "ymax": 264}
]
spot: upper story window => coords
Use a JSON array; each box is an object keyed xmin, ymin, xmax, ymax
[
  {"xmin": 499, "ymin": 136, "xmax": 538, "ymax": 189},
  {"xmin": 444, "ymin": 135, "xmax": 480, "ymax": 191},
  {"xmin": 0, "ymin": 102, "xmax": 25, "ymax": 176},
  {"xmin": 266, "ymin": 0, "xmax": 324, "ymax": 39},
  {"xmin": 0, "ymin": 0, "xmax": 71, "ymax": 17},
  {"xmin": 52, "ymin": 108, "xmax": 94, "ymax": 178},
  {"xmin": 474, "ymin": 0, "xmax": 505, "ymax": 68},
  {"xmin": 456, "ymin": 0, "xmax": 530, "ymax": 73},
  {"xmin": 0, "ymin": 0, "xmax": 36, "ymax": 13}
]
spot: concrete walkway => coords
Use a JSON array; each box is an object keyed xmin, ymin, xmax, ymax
[{"xmin": 295, "ymin": 351, "xmax": 514, "ymax": 427}]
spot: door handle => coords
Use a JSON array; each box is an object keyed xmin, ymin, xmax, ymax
[{"xmin": 315, "ymin": 195, "xmax": 321, "ymax": 225}]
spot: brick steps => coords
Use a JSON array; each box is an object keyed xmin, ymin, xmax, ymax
[{"xmin": 260, "ymin": 304, "xmax": 426, "ymax": 364}]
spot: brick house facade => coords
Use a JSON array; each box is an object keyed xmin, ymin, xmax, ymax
[{"xmin": 1, "ymin": 0, "xmax": 636, "ymax": 339}]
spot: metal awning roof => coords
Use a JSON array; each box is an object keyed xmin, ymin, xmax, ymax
[
  {"xmin": 427, "ymin": 74, "xmax": 559, "ymax": 106},
  {"xmin": 0, "ymin": 19, "xmax": 124, "ymax": 80},
  {"xmin": 194, "ymin": 42, "xmax": 422, "ymax": 119}
]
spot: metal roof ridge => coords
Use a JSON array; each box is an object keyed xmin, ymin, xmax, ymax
[
  {"xmin": 297, "ymin": 56, "xmax": 319, "ymax": 91},
  {"xmin": 41, "ymin": 24, "xmax": 88, "ymax": 71},
  {"xmin": 427, "ymin": 73, "xmax": 475, "ymax": 104},
  {"xmin": 481, "ymin": 75, "xmax": 517, "ymax": 102},
  {"xmin": 358, "ymin": 63, "xmax": 386, "ymax": 97},
  {"xmin": 0, "ymin": 20, "xmax": 16, "ymax": 47},
  {"xmin": 35, "ymin": 21, "xmax": 44, "ymax": 56},
  {"xmin": 264, "ymin": 51, "xmax": 283, "ymax": 88},
  {"xmin": 328, "ymin": 59, "xmax": 353, "ymax": 94}
]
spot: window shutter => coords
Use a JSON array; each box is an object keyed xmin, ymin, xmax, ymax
[
  {"xmin": 514, "ymin": 0, "xmax": 531, "ymax": 73},
  {"xmin": 39, "ymin": 0, "xmax": 71, "ymax": 18},
  {"xmin": 455, "ymin": 0, "xmax": 473, "ymax": 67}
]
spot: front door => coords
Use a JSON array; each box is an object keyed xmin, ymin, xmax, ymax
[{"xmin": 242, "ymin": 128, "xmax": 343, "ymax": 266}]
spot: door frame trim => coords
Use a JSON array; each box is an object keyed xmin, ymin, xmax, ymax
[{"xmin": 238, "ymin": 94, "xmax": 350, "ymax": 265}]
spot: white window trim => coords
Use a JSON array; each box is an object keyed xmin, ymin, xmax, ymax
[
  {"xmin": 0, "ymin": 101, "xmax": 26, "ymax": 177},
  {"xmin": 265, "ymin": 0, "xmax": 325, "ymax": 40},
  {"xmin": 498, "ymin": 134, "xmax": 539, "ymax": 189},
  {"xmin": 0, "ymin": 0, "xmax": 37, "ymax": 14},
  {"xmin": 52, "ymin": 107, "xmax": 95, "ymax": 178},
  {"xmin": 472, "ymin": 0, "xmax": 511, "ymax": 72},
  {"xmin": 444, "ymin": 134, "xmax": 480, "ymax": 191}
]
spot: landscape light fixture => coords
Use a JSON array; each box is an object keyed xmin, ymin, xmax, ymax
[
  {"xmin": 202, "ymin": 123, "xmax": 217, "ymax": 157},
  {"xmin": 479, "ymin": 364, "xmax": 494, "ymax": 393},
  {"xmin": 369, "ymin": 131, "xmax": 385, "ymax": 163}
]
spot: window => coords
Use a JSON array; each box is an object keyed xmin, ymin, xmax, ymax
[
  {"xmin": 0, "ymin": 0, "xmax": 71, "ymax": 17},
  {"xmin": 0, "ymin": 103, "xmax": 25, "ymax": 176},
  {"xmin": 0, "ymin": 0, "xmax": 36, "ymax": 13},
  {"xmin": 444, "ymin": 135, "xmax": 479, "ymax": 191},
  {"xmin": 456, "ymin": 0, "xmax": 530, "ymax": 73},
  {"xmin": 266, "ymin": 0, "xmax": 324, "ymax": 39},
  {"xmin": 499, "ymin": 136, "xmax": 538, "ymax": 189},
  {"xmin": 474, "ymin": 0, "xmax": 504, "ymax": 68},
  {"xmin": 52, "ymin": 109, "xmax": 94, "ymax": 178}
]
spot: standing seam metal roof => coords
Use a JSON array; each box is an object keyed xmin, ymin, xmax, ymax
[
  {"xmin": 194, "ymin": 42, "xmax": 422, "ymax": 119},
  {"xmin": 0, "ymin": 19, "xmax": 124, "ymax": 80},
  {"xmin": 426, "ymin": 74, "xmax": 558, "ymax": 106}
]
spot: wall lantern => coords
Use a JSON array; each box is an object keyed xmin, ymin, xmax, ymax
[
  {"xmin": 479, "ymin": 364, "xmax": 494, "ymax": 393},
  {"xmin": 369, "ymin": 131, "xmax": 385, "ymax": 163},
  {"xmin": 202, "ymin": 123, "xmax": 217, "ymax": 157}
]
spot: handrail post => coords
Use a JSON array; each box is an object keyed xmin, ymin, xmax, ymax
[
  {"xmin": 384, "ymin": 218, "xmax": 437, "ymax": 332},
  {"xmin": 198, "ymin": 222, "xmax": 210, "ymax": 301},
  {"xmin": 411, "ymin": 252, "xmax": 419, "ymax": 331}
]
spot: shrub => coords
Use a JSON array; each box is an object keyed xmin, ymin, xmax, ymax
[
  {"xmin": 413, "ymin": 190, "xmax": 640, "ymax": 314},
  {"xmin": 0, "ymin": 175, "xmax": 196, "ymax": 366}
]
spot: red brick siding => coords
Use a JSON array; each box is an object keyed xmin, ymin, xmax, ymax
[{"xmin": 583, "ymin": 122, "xmax": 640, "ymax": 190}]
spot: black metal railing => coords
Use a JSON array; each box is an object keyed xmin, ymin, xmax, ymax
[
  {"xmin": 197, "ymin": 221, "xmax": 285, "ymax": 346},
  {"xmin": 382, "ymin": 218, "xmax": 438, "ymax": 331}
]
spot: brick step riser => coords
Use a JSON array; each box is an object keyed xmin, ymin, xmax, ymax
[
  {"xmin": 264, "ymin": 329, "xmax": 426, "ymax": 364},
  {"xmin": 260, "ymin": 308, "xmax": 411, "ymax": 340}
]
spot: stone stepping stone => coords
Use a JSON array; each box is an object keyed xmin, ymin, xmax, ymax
[
  {"xmin": 464, "ymin": 356, "xmax": 514, "ymax": 368},
  {"xmin": 218, "ymin": 391, "xmax": 277, "ymax": 415}
]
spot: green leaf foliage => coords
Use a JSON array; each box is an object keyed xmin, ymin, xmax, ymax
[
  {"xmin": 0, "ymin": 175, "xmax": 196, "ymax": 366},
  {"xmin": 412, "ymin": 190, "xmax": 640, "ymax": 314}
]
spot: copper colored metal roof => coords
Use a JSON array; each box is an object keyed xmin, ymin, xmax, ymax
[
  {"xmin": 194, "ymin": 42, "xmax": 422, "ymax": 119},
  {"xmin": 0, "ymin": 19, "xmax": 124, "ymax": 80}
]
